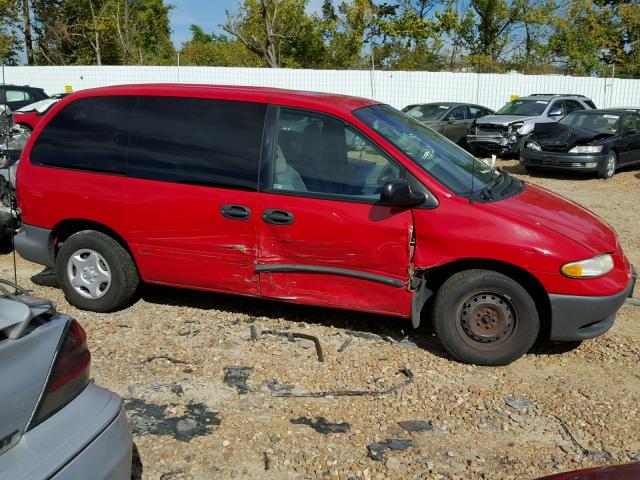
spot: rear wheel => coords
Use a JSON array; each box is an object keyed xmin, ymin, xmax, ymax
[
  {"xmin": 599, "ymin": 151, "xmax": 616, "ymax": 179},
  {"xmin": 432, "ymin": 269, "xmax": 539, "ymax": 365},
  {"xmin": 56, "ymin": 230, "xmax": 139, "ymax": 312}
]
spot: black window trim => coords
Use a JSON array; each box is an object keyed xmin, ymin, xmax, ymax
[{"xmin": 260, "ymin": 104, "xmax": 437, "ymax": 208}]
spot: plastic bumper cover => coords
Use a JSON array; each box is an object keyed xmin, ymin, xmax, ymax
[
  {"xmin": 14, "ymin": 224, "xmax": 54, "ymax": 267},
  {"xmin": 0, "ymin": 384, "xmax": 132, "ymax": 480},
  {"xmin": 549, "ymin": 266, "xmax": 636, "ymax": 341},
  {"xmin": 520, "ymin": 150, "xmax": 607, "ymax": 171}
]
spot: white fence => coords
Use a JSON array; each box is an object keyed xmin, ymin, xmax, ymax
[{"xmin": 3, "ymin": 65, "xmax": 639, "ymax": 111}]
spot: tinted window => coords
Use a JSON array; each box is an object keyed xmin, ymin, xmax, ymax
[
  {"xmin": 444, "ymin": 106, "xmax": 466, "ymax": 120},
  {"xmin": 468, "ymin": 106, "xmax": 489, "ymax": 119},
  {"xmin": 127, "ymin": 97, "xmax": 266, "ymax": 190},
  {"xmin": 564, "ymin": 100, "xmax": 583, "ymax": 114},
  {"xmin": 272, "ymin": 109, "xmax": 400, "ymax": 198},
  {"xmin": 30, "ymin": 96, "xmax": 134, "ymax": 174},
  {"xmin": 585, "ymin": 100, "xmax": 597, "ymax": 109},
  {"xmin": 623, "ymin": 114, "xmax": 640, "ymax": 131}
]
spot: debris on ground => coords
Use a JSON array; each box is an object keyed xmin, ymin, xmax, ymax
[
  {"xmin": 367, "ymin": 438, "xmax": 414, "ymax": 461},
  {"xmin": 290, "ymin": 416, "xmax": 351, "ymax": 434},
  {"xmin": 142, "ymin": 355, "xmax": 187, "ymax": 365},
  {"xmin": 337, "ymin": 337, "xmax": 352, "ymax": 352},
  {"xmin": 222, "ymin": 366, "xmax": 254, "ymax": 395},
  {"xmin": 270, "ymin": 369, "xmax": 413, "ymax": 398},
  {"xmin": 505, "ymin": 396, "xmax": 535, "ymax": 410},
  {"xmin": 125, "ymin": 399, "xmax": 220, "ymax": 442},
  {"xmin": 260, "ymin": 329, "xmax": 325, "ymax": 362},
  {"xmin": 397, "ymin": 419, "xmax": 434, "ymax": 432}
]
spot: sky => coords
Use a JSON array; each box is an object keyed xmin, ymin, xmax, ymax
[{"xmin": 169, "ymin": 0, "xmax": 326, "ymax": 49}]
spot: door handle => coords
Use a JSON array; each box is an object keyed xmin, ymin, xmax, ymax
[
  {"xmin": 220, "ymin": 204, "xmax": 251, "ymax": 221},
  {"xmin": 262, "ymin": 209, "xmax": 294, "ymax": 225}
]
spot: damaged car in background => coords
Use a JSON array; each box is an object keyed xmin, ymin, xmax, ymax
[
  {"xmin": 0, "ymin": 104, "xmax": 28, "ymax": 249},
  {"xmin": 468, "ymin": 94, "xmax": 595, "ymax": 156},
  {"xmin": 520, "ymin": 109, "xmax": 640, "ymax": 179},
  {"xmin": 401, "ymin": 102, "xmax": 493, "ymax": 149},
  {"xmin": 0, "ymin": 279, "xmax": 132, "ymax": 479}
]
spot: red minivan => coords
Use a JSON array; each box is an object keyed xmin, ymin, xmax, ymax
[{"xmin": 14, "ymin": 84, "xmax": 636, "ymax": 365}]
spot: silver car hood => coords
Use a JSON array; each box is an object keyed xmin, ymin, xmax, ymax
[{"xmin": 475, "ymin": 115, "xmax": 538, "ymax": 126}]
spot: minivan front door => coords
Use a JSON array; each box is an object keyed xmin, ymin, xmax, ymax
[
  {"xmin": 125, "ymin": 96, "xmax": 267, "ymax": 295},
  {"xmin": 256, "ymin": 108, "xmax": 414, "ymax": 316}
]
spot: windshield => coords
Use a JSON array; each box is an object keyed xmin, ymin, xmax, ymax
[
  {"xmin": 559, "ymin": 112, "xmax": 620, "ymax": 135},
  {"xmin": 496, "ymin": 99, "xmax": 548, "ymax": 116},
  {"xmin": 403, "ymin": 104, "xmax": 450, "ymax": 121},
  {"xmin": 354, "ymin": 104, "xmax": 501, "ymax": 195}
]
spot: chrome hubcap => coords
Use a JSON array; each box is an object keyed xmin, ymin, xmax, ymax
[
  {"xmin": 460, "ymin": 292, "xmax": 516, "ymax": 344},
  {"xmin": 67, "ymin": 249, "xmax": 112, "ymax": 299},
  {"xmin": 606, "ymin": 155, "xmax": 615, "ymax": 177}
]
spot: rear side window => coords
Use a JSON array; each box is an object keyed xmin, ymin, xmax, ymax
[
  {"xmin": 30, "ymin": 96, "xmax": 135, "ymax": 174},
  {"xmin": 127, "ymin": 97, "xmax": 266, "ymax": 190},
  {"xmin": 584, "ymin": 100, "xmax": 597, "ymax": 109},
  {"xmin": 6, "ymin": 89, "xmax": 32, "ymax": 103}
]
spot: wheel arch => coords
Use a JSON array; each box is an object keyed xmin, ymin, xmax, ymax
[
  {"xmin": 421, "ymin": 258, "xmax": 551, "ymax": 337},
  {"xmin": 51, "ymin": 219, "xmax": 135, "ymax": 263}
]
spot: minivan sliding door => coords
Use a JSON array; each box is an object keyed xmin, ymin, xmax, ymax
[
  {"xmin": 124, "ymin": 96, "xmax": 266, "ymax": 296},
  {"xmin": 256, "ymin": 107, "xmax": 414, "ymax": 317}
]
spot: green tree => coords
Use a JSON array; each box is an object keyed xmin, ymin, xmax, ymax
[
  {"xmin": 179, "ymin": 25, "xmax": 262, "ymax": 66},
  {"xmin": 222, "ymin": 0, "xmax": 326, "ymax": 68},
  {"xmin": 0, "ymin": 0, "xmax": 21, "ymax": 65}
]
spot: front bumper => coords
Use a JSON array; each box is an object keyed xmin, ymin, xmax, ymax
[
  {"xmin": 520, "ymin": 149, "xmax": 607, "ymax": 171},
  {"xmin": 549, "ymin": 266, "xmax": 636, "ymax": 341},
  {"xmin": 468, "ymin": 133, "xmax": 523, "ymax": 154}
]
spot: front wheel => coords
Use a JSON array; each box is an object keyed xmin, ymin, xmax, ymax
[
  {"xmin": 56, "ymin": 230, "xmax": 139, "ymax": 312},
  {"xmin": 599, "ymin": 151, "xmax": 617, "ymax": 179},
  {"xmin": 432, "ymin": 269, "xmax": 539, "ymax": 366}
]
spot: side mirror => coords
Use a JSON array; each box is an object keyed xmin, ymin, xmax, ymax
[
  {"xmin": 380, "ymin": 178, "xmax": 426, "ymax": 207},
  {"xmin": 548, "ymin": 109, "xmax": 563, "ymax": 117}
]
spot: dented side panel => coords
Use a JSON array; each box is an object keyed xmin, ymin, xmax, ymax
[
  {"xmin": 257, "ymin": 193, "xmax": 413, "ymax": 316},
  {"xmin": 124, "ymin": 177, "xmax": 260, "ymax": 295}
]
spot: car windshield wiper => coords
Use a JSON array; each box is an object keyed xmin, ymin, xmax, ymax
[{"xmin": 480, "ymin": 169, "xmax": 506, "ymax": 201}]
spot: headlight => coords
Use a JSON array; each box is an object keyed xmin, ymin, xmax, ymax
[
  {"xmin": 561, "ymin": 254, "xmax": 614, "ymax": 278},
  {"xmin": 509, "ymin": 122, "xmax": 524, "ymax": 133},
  {"xmin": 568, "ymin": 145, "xmax": 603, "ymax": 154},
  {"xmin": 526, "ymin": 141, "xmax": 541, "ymax": 151}
]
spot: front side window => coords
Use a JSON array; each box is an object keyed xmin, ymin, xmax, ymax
[
  {"xmin": 496, "ymin": 100, "xmax": 548, "ymax": 116},
  {"xmin": 444, "ymin": 106, "xmax": 466, "ymax": 121},
  {"xmin": 622, "ymin": 114, "xmax": 640, "ymax": 131},
  {"xmin": 30, "ymin": 96, "xmax": 135, "ymax": 174},
  {"xmin": 354, "ymin": 104, "xmax": 501, "ymax": 196},
  {"xmin": 127, "ymin": 97, "xmax": 267, "ymax": 190},
  {"xmin": 272, "ymin": 109, "xmax": 400, "ymax": 199},
  {"xmin": 564, "ymin": 100, "xmax": 583, "ymax": 114}
]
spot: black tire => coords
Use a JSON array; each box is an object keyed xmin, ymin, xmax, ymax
[
  {"xmin": 432, "ymin": 269, "xmax": 539, "ymax": 366},
  {"xmin": 598, "ymin": 151, "xmax": 616, "ymax": 179},
  {"xmin": 56, "ymin": 230, "xmax": 139, "ymax": 312}
]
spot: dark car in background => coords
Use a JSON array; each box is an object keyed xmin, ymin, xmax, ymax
[
  {"xmin": 402, "ymin": 102, "xmax": 493, "ymax": 148},
  {"xmin": 1, "ymin": 85, "xmax": 49, "ymax": 111},
  {"xmin": 468, "ymin": 94, "xmax": 596, "ymax": 156},
  {"xmin": 520, "ymin": 109, "xmax": 640, "ymax": 179}
]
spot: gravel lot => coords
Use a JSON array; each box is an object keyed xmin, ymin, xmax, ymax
[{"xmin": 1, "ymin": 161, "xmax": 639, "ymax": 480}]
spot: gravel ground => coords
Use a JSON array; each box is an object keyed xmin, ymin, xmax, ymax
[{"xmin": 1, "ymin": 162, "xmax": 638, "ymax": 480}]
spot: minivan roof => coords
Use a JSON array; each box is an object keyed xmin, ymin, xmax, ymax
[{"xmin": 67, "ymin": 84, "xmax": 379, "ymax": 116}]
